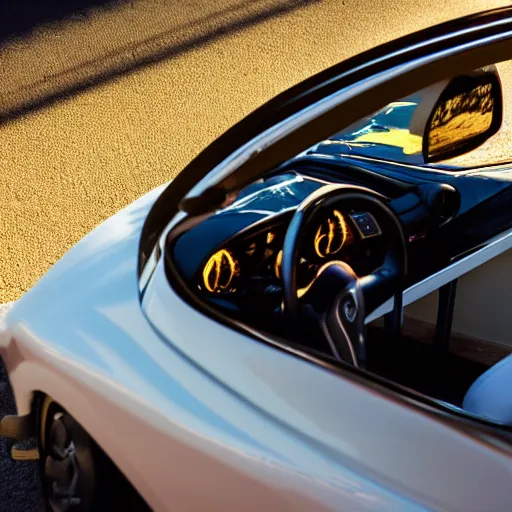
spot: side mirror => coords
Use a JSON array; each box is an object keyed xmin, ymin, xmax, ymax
[{"xmin": 423, "ymin": 71, "xmax": 503, "ymax": 163}]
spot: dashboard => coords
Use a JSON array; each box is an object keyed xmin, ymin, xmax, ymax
[
  {"xmin": 142, "ymin": 150, "xmax": 512, "ymax": 358},
  {"xmin": 173, "ymin": 172, "xmax": 388, "ymax": 316},
  {"xmin": 200, "ymin": 208, "xmax": 384, "ymax": 296}
]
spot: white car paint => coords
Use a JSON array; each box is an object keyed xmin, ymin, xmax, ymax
[
  {"xmin": 0, "ymin": 179, "xmax": 509, "ymax": 511},
  {"xmin": 0, "ymin": 303, "xmax": 12, "ymax": 323},
  {"xmin": 0, "ymin": 184, "xmax": 422, "ymax": 511}
]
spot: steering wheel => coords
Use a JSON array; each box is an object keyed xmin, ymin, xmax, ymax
[{"xmin": 281, "ymin": 184, "xmax": 407, "ymax": 368}]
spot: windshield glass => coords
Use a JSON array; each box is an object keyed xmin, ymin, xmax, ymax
[
  {"xmin": 312, "ymin": 61, "xmax": 512, "ymax": 170},
  {"xmin": 314, "ymin": 98, "xmax": 426, "ymax": 165},
  {"xmin": 220, "ymin": 173, "xmax": 321, "ymax": 215}
]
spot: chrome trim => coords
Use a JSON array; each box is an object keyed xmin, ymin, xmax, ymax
[
  {"xmin": 183, "ymin": 23, "xmax": 512, "ymax": 201},
  {"xmin": 366, "ymin": 226, "xmax": 512, "ymax": 323}
]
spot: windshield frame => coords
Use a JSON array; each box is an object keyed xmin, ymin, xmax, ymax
[
  {"xmin": 179, "ymin": 19, "xmax": 512, "ymax": 215},
  {"xmin": 138, "ymin": 7, "xmax": 512, "ymax": 277}
]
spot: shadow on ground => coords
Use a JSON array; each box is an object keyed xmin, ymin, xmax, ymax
[
  {"xmin": 0, "ymin": 0, "xmax": 119, "ymax": 41},
  {"xmin": 0, "ymin": 0, "xmax": 321, "ymax": 125}
]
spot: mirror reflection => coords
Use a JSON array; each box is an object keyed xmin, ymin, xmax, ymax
[
  {"xmin": 426, "ymin": 72, "xmax": 500, "ymax": 162},
  {"xmin": 312, "ymin": 62, "xmax": 509, "ymax": 170}
]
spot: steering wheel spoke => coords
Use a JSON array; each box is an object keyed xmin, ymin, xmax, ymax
[
  {"xmin": 298, "ymin": 261, "xmax": 366, "ymax": 365},
  {"xmin": 281, "ymin": 184, "xmax": 407, "ymax": 367},
  {"xmin": 358, "ymin": 263, "xmax": 402, "ymax": 315}
]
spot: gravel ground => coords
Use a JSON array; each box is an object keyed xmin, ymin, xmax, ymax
[{"xmin": 0, "ymin": 0, "xmax": 507, "ymax": 303}]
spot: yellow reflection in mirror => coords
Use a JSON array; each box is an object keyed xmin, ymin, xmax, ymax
[
  {"xmin": 314, "ymin": 210, "xmax": 348, "ymax": 258},
  {"xmin": 202, "ymin": 249, "xmax": 238, "ymax": 293},
  {"xmin": 429, "ymin": 83, "xmax": 494, "ymax": 158}
]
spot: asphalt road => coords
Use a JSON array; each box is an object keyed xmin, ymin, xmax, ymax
[{"xmin": 0, "ymin": 0, "xmax": 509, "ymax": 303}]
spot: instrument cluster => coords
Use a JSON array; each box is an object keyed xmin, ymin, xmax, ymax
[
  {"xmin": 199, "ymin": 209, "xmax": 383, "ymax": 296},
  {"xmin": 200, "ymin": 222, "xmax": 287, "ymax": 295}
]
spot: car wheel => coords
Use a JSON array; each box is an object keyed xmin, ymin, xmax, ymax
[{"xmin": 37, "ymin": 395, "xmax": 150, "ymax": 512}]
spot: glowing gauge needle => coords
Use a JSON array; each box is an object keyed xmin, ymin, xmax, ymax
[
  {"xmin": 274, "ymin": 250, "xmax": 283, "ymax": 279},
  {"xmin": 274, "ymin": 251, "xmax": 308, "ymax": 281},
  {"xmin": 245, "ymin": 242, "xmax": 257, "ymax": 256},
  {"xmin": 314, "ymin": 210, "xmax": 348, "ymax": 258},
  {"xmin": 202, "ymin": 249, "xmax": 238, "ymax": 293}
]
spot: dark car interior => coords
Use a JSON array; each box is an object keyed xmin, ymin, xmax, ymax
[
  {"xmin": 171, "ymin": 155, "xmax": 510, "ymax": 401},
  {"xmin": 163, "ymin": 64, "xmax": 512, "ymax": 428}
]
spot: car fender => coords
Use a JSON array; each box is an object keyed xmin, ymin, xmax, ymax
[
  {"xmin": 0, "ymin": 181, "xmax": 169, "ymax": 411},
  {"xmin": 0, "ymin": 180, "xmax": 421, "ymax": 512}
]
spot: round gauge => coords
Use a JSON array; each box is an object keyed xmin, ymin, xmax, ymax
[
  {"xmin": 202, "ymin": 249, "xmax": 239, "ymax": 293},
  {"xmin": 313, "ymin": 210, "xmax": 349, "ymax": 258}
]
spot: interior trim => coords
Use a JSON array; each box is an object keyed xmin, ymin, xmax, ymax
[{"xmin": 367, "ymin": 226, "xmax": 512, "ymax": 323}]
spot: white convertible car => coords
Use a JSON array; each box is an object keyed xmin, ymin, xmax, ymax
[{"xmin": 1, "ymin": 6, "xmax": 512, "ymax": 512}]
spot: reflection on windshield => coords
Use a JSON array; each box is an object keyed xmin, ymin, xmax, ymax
[
  {"xmin": 314, "ymin": 97, "xmax": 426, "ymax": 165},
  {"xmin": 220, "ymin": 173, "xmax": 321, "ymax": 215},
  {"xmin": 351, "ymin": 129, "xmax": 422, "ymax": 155}
]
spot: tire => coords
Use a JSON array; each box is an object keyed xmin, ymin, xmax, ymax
[{"xmin": 36, "ymin": 395, "xmax": 150, "ymax": 512}]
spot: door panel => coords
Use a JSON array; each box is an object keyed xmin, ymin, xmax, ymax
[{"xmin": 406, "ymin": 249, "xmax": 512, "ymax": 347}]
